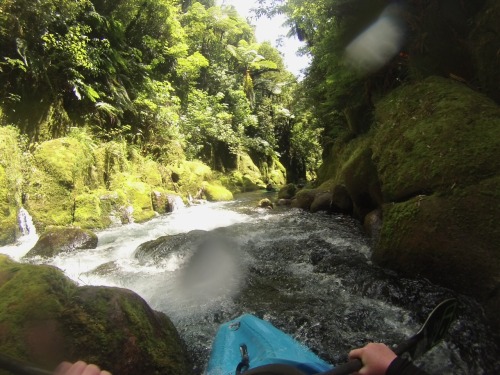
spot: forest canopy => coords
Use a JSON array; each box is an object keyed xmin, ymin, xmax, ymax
[{"xmin": 0, "ymin": 0, "xmax": 321, "ymax": 182}]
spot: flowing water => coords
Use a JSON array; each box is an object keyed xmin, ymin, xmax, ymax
[{"xmin": 1, "ymin": 192, "xmax": 499, "ymax": 375}]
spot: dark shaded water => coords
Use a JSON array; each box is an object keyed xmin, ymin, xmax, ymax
[{"xmin": 4, "ymin": 192, "xmax": 499, "ymax": 374}]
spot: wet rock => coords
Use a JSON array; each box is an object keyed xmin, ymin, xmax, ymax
[
  {"xmin": 331, "ymin": 185, "xmax": 353, "ymax": 214},
  {"xmin": 363, "ymin": 208, "xmax": 382, "ymax": 244},
  {"xmin": 278, "ymin": 183, "xmax": 297, "ymax": 200},
  {"xmin": 134, "ymin": 230, "xmax": 208, "ymax": 263},
  {"xmin": 25, "ymin": 227, "xmax": 98, "ymax": 258},
  {"xmin": 310, "ymin": 191, "xmax": 331, "ymax": 213},
  {"xmin": 291, "ymin": 188, "xmax": 317, "ymax": 210},
  {"xmin": 276, "ymin": 198, "xmax": 292, "ymax": 206},
  {"xmin": 258, "ymin": 198, "xmax": 274, "ymax": 209},
  {"xmin": 151, "ymin": 190, "xmax": 183, "ymax": 214}
]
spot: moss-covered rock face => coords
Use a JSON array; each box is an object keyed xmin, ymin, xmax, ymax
[
  {"xmin": 24, "ymin": 136, "xmax": 95, "ymax": 230},
  {"xmin": 0, "ymin": 255, "xmax": 190, "ymax": 374},
  {"xmin": 0, "ymin": 126, "xmax": 24, "ymax": 245},
  {"xmin": 373, "ymin": 76, "xmax": 500, "ymax": 201},
  {"xmin": 0, "ymin": 165, "xmax": 18, "ymax": 245},
  {"xmin": 25, "ymin": 166, "xmax": 75, "ymax": 229},
  {"xmin": 24, "ymin": 227, "xmax": 98, "ymax": 258},
  {"xmin": 316, "ymin": 76, "xmax": 500, "ymax": 329},
  {"xmin": 32, "ymin": 137, "xmax": 94, "ymax": 190}
]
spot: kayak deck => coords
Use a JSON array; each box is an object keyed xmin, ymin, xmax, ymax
[{"xmin": 206, "ymin": 314, "xmax": 332, "ymax": 375}]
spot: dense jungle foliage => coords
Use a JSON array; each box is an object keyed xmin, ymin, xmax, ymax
[
  {"xmin": 256, "ymin": 0, "xmax": 498, "ymax": 140},
  {"xmin": 2, "ymin": 0, "xmax": 497, "ymax": 183},
  {"xmin": 0, "ymin": 0, "xmax": 321, "ymax": 182}
]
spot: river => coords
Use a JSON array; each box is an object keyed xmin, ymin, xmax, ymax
[{"xmin": 1, "ymin": 191, "xmax": 499, "ymax": 374}]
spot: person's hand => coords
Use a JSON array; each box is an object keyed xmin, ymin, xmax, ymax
[
  {"xmin": 54, "ymin": 361, "xmax": 111, "ymax": 375},
  {"xmin": 348, "ymin": 343, "xmax": 397, "ymax": 375}
]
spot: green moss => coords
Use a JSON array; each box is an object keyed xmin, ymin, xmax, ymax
[
  {"xmin": 342, "ymin": 146, "xmax": 382, "ymax": 217},
  {"xmin": 34, "ymin": 137, "xmax": 94, "ymax": 190},
  {"xmin": 73, "ymin": 191, "xmax": 112, "ymax": 229},
  {"xmin": 0, "ymin": 126, "xmax": 24, "ymax": 244},
  {"xmin": 0, "ymin": 166, "xmax": 17, "ymax": 245},
  {"xmin": 170, "ymin": 160, "xmax": 213, "ymax": 196},
  {"xmin": 377, "ymin": 199, "xmax": 422, "ymax": 249},
  {"xmin": 316, "ymin": 131, "xmax": 371, "ymax": 187},
  {"xmin": 61, "ymin": 286, "xmax": 190, "ymax": 374},
  {"xmin": 291, "ymin": 188, "xmax": 317, "ymax": 210},
  {"xmin": 237, "ymin": 153, "xmax": 265, "ymax": 190},
  {"xmin": 267, "ymin": 157, "xmax": 287, "ymax": 186},
  {"xmin": 375, "ymin": 176, "xmax": 500, "ymax": 300},
  {"xmin": 373, "ymin": 76, "xmax": 500, "ymax": 201},
  {"xmin": 0, "ymin": 255, "xmax": 75, "ymax": 363},
  {"xmin": 0, "ymin": 256, "xmax": 190, "ymax": 374},
  {"xmin": 139, "ymin": 159, "xmax": 163, "ymax": 187},
  {"xmin": 203, "ymin": 182, "xmax": 233, "ymax": 201},
  {"xmin": 278, "ymin": 183, "xmax": 297, "ymax": 199},
  {"xmin": 25, "ymin": 167, "xmax": 74, "ymax": 229},
  {"xmin": 119, "ymin": 178, "xmax": 155, "ymax": 223}
]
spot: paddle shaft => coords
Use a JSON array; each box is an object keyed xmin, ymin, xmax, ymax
[
  {"xmin": 0, "ymin": 353, "xmax": 52, "ymax": 375},
  {"xmin": 316, "ymin": 298, "xmax": 458, "ymax": 375}
]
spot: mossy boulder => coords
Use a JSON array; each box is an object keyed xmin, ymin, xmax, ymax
[
  {"xmin": 110, "ymin": 173, "xmax": 155, "ymax": 223},
  {"xmin": 373, "ymin": 76, "xmax": 500, "ymax": 201},
  {"xmin": 310, "ymin": 191, "xmax": 332, "ymax": 213},
  {"xmin": 267, "ymin": 157, "xmax": 287, "ymax": 187},
  {"xmin": 278, "ymin": 184, "xmax": 297, "ymax": 200},
  {"xmin": 370, "ymin": 77, "xmax": 500, "ymax": 315},
  {"xmin": 291, "ymin": 189, "xmax": 318, "ymax": 210},
  {"xmin": 0, "ymin": 126, "xmax": 24, "ymax": 245},
  {"xmin": 237, "ymin": 153, "xmax": 266, "ymax": 190},
  {"xmin": 170, "ymin": 160, "xmax": 213, "ymax": 196},
  {"xmin": 24, "ymin": 227, "xmax": 98, "ymax": 258},
  {"xmin": 373, "ymin": 177, "xmax": 500, "ymax": 328},
  {"xmin": 258, "ymin": 198, "xmax": 274, "ymax": 209},
  {"xmin": 202, "ymin": 182, "xmax": 233, "ymax": 202},
  {"xmin": 151, "ymin": 190, "xmax": 183, "ymax": 214},
  {"xmin": 0, "ymin": 255, "xmax": 190, "ymax": 374}
]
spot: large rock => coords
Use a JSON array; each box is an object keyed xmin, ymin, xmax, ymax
[
  {"xmin": 372, "ymin": 76, "xmax": 499, "ymax": 202},
  {"xmin": 0, "ymin": 255, "xmax": 190, "ymax": 374},
  {"xmin": 202, "ymin": 182, "xmax": 233, "ymax": 201},
  {"xmin": 330, "ymin": 185, "xmax": 353, "ymax": 215},
  {"xmin": 315, "ymin": 76, "xmax": 500, "ymax": 330},
  {"xmin": 25, "ymin": 227, "xmax": 98, "ymax": 258},
  {"xmin": 373, "ymin": 78, "xmax": 500, "ymax": 329}
]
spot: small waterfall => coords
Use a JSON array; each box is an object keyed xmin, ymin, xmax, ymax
[
  {"xmin": 18, "ymin": 207, "xmax": 36, "ymax": 236},
  {"xmin": 169, "ymin": 195, "xmax": 186, "ymax": 211},
  {"xmin": 0, "ymin": 207, "xmax": 38, "ymax": 260}
]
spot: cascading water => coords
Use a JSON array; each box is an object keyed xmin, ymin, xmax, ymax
[
  {"xmin": 1, "ymin": 207, "xmax": 39, "ymax": 260},
  {"xmin": 1, "ymin": 192, "xmax": 498, "ymax": 375}
]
